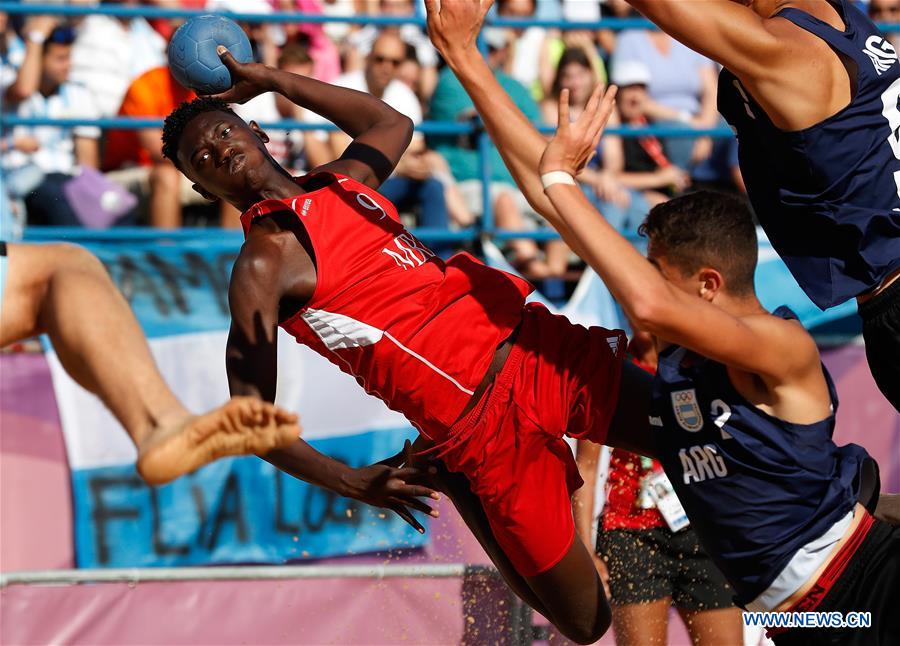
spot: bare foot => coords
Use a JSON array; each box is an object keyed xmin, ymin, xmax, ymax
[{"xmin": 136, "ymin": 397, "xmax": 300, "ymax": 485}]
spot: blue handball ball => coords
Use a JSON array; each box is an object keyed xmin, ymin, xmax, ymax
[{"xmin": 168, "ymin": 15, "xmax": 253, "ymax": 95}]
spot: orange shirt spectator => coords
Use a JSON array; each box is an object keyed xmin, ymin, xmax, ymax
[{"xmin": 104, "ymin": 66, "xmax": 195, "ymax": 171}]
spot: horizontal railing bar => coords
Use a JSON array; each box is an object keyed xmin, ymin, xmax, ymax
[
  {"xmin": 0, "ymin": 116, "xmax": 475, "ymax": 135},
  {"xmin": 0, "ymin": 3, "xmax": 420, "ymax": 25},
  {"xmin": 3, "ymin": 4, "xmax": 898, "ymax": 32},
  {"xmin": 0, "ymin": 115, "xmax": 737, "ymax": 138},
  {"xmin": 0, "ymin": 563, "xmax": 500, "ymax": 587},
  {"xmin": 21, "ymin": 226, "xmax": 644, "ymax": 244},
  {"xmin": 22, "ymin": 227, "xmax": 245, "ymax": 243},
  {"xmin": 21, "ymin": 227, "xmax": 476, "ymax": 243}
]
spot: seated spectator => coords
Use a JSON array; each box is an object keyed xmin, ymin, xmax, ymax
[
  {"xmin": 321, "ymin": 0, "xmax": 370, "ymax": 43},
  {"xmin": 613, "ymin": 26, "xmax": 718, "ymax": 169},
  {"xmin": 207, "ymin": 0, "xmax": 281, "ymax": 67},
  {"xmin": 611, "ymin": 61, "xmax": 691, "ymax": 209},
  {"xmin": 597, "ymin": 0, "xmax": 635, "ymax": 60},
  {"xmin": 1, "ymin": 10, "xmax": 27, "ymax": 239},
  {"xmin": 249, "ymin": 43, "xmax": 333, "ymax": 175},
  {"xmin": 143, "ymin": 0, "xmax": 207, "ymax": 41},
  {"xmin": 539, "ymin": 29, "xmax": 606, "ymax": 101},
  {"xmin": 494, "ymin": 0, "xmax": 549, "ymax": 100},
  {"xmin": 103, "ymin": 65, "xmax": 197, "ymax": 228},
  {"xmin": 272, "ymin": 0, "xmax": 341, "ymax": 81},
  {"xmin": 691, "ymin": 133, "xmax": 745, "ymax": 195},
  {"xmin": 345, "ymin": 0, "xmax": 439, "ymax": 101},
  {"xmin": 391, "ymin": 42, "xmax": 475, "ymax": 230},
  {"xmin": 542, "ymin": 48, "xmax": 648, "ymax": 236},
  {"xmin": 313, "ymin": 33, "xmax": 470, "ymax": 249},
  {"xmin": 69, "ymin": 3, "xmax": 166, "ymax": 117},
  {"xmin": 429, "ymin": 30, "xmax": 552, "ymax": 277},
  {"xmin": 3, "ymin": 25, "xmax": 108, "ymax": 227},
  {"xmin": 870, "ymin": 0, "xmax": 900, "ymax": 51},
  {"xmin": 0, "ymin": 10, "xmax": 25, "ymax": 95}
]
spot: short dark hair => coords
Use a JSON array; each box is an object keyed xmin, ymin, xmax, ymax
[
  {"xmin": 638, "ymin": 191, "xmax": 758, "ymax": 295},
  {"xmin": 162, "ymin": 96, "xmax": 238, "ymax": 169},
  {"xmin": 278, "ymin": 41, "xmax": 313, "ymax": 68}
]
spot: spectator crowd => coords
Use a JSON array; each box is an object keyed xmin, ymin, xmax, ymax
[{"xmin": 11, "ymin": 0, "xmax": 884, "ymax": 289}]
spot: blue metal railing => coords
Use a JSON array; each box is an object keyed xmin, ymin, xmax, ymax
[
  {"xmin": 4, "ymin": 2, "xmax": 891, "ymax": 245},
  {"xmin": 0, "ymin": 3, "xmax": 654, "ymax": 28},
  {"xmin": 3, "ymin": 3, "xmax": 899, "ymax": 32},
  {"xmin": 0, "ymin": 115, "xmax": 735, "ymax": 138}
]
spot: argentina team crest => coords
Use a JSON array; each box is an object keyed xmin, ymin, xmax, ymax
[{"xmin": 671, "ymin": 389, "xmax": 704, "ymax": 432}]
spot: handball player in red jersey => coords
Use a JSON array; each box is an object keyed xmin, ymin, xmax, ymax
[{"xmin": 161, "ymin": 46, "xmax": 656, "ymax": 645}]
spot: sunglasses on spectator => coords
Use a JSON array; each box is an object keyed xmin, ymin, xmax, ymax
[
  {"xmin": 871, "ymin": 5, "xmax": 900, "ymax": 17},
  {"xmin": 372, "ymin": 54, "xmax": 404, "ymax": 67}
]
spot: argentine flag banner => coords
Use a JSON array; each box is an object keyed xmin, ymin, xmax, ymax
[
  {"xmin": 41, "ymin": 228, "xmax": 854, "ymax": 569},
  {"xmin": 44, "ymin": 234, "xmax": 423, "ymax": 568}
]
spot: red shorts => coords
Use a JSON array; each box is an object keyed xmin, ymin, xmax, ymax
[{"xmin": 438, "ymin": 303, "xmax": 626, "ymax": 577}]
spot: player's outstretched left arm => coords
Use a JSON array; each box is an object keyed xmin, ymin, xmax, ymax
[
  {"xmin": 625, "ymin": 0, "xmax": 784, "ymax": 79},
  {"xmin": 211, "ymin": 47, "xmax": 413, "ymax": 189},
  {"xmin": 539, "ymin": 87, "xmax": 817, "ymax": 381}
]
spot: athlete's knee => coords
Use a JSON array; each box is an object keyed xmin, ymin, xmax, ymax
[
  {"xmin": 149, "ymin": 161, "xmax": 179, "ymax": 190},
  {"xmin": 554, "ymin": 611, "xmax": 611, "ymax": 645},
  {"xmin": 49, "ymin": 243, "xmax": 106, "ymax": 277}
]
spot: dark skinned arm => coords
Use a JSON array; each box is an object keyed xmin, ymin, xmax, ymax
[
  {"xmin": 226, "ymin": 224, "xmax": 439, "ymax": 530},
  {"xmin": 212, "ymin": 48, "xmax": 414, "ymax": 189}
]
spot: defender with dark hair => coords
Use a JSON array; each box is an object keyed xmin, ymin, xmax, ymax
[
  {"xmin": 638, "ymin": 191, "xmax": 758, "ymax": 297},
  {"xmin": 534, "ymin": 81, "xmax": 899, "ymax": 646}
]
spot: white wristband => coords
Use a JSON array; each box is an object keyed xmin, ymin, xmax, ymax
[{"xmin": 541, "ymin": 171, "xmax": 577, "ymax": 190}]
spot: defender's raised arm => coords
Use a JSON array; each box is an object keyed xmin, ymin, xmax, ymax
[{"xmin": 624, "ymin": 0, "xmax": 785, "ymax": 78}]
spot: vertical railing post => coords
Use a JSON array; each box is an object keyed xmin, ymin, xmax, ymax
[{"xmin": 475, "ymin": 31, "xmax": 493, "ymax": 238}]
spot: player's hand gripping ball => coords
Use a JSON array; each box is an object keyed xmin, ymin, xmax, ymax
[{"xmin": 168, "ymin": 15, "xmax": 253, "ymax": 95}]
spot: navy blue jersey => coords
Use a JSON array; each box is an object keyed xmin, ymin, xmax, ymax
[
  {"xmin": 718, "ymin": 0, "xmax": 900, "ymax": 309},
  {"xmin": 650, "ymin": 308, "xmax": 869, "ymax": 605}
]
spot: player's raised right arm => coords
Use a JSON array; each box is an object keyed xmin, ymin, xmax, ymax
[
  {"xmin": 625, "ymin": 0, "xmax": 782, "ymax": 78},
  {"xmin": 212, "ymin": 47, "xmax": 413, "ymax": 189}
]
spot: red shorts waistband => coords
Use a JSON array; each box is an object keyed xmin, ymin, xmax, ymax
[
  {"xmin": 416, "ymin": 337, "xmax": 526, "ymax": 461},
  {"xmin": 766, "ymin": 510, "xmax": 875, "ymax": 638}
]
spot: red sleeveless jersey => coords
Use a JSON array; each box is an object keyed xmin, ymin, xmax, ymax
[{"xmin": 240, "ymin": 172, "xmax": 533, "ymax": 437}]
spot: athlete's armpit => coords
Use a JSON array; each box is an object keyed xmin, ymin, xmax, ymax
[{"xmin": 606, "ymin": 363, "xmax": 657, "ymax": 459}]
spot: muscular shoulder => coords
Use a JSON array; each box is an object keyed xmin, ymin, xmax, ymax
[
  {"xmin": 233, "ymin": 224, "xmax": 316, "ymax": 307},
  {"xmin": 741, "ymin": 312, "xmax": 821, "ymax": 380}
]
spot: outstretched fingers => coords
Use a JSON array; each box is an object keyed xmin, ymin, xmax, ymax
[
  {"xmin": 558, "ymin": 88, "xmax": 571, "ymax": 133},
  {"xmin": 390, "ymin": 504, "xmax": 426, "ymax": 534},
  {"xmin": 388, "ymin": 494, "xmax": 437, "ymax": 517},
  {"xmin": 589, "ymin": 86, "xmax": 619, "ymax": 149}
]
